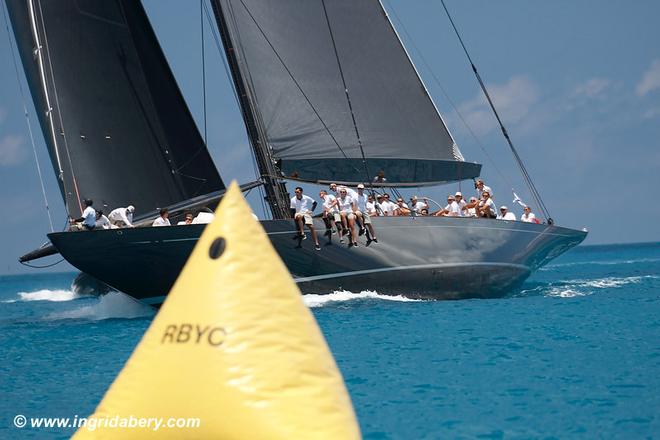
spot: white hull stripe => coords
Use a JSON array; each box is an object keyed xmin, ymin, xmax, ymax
[{"xmin": 293, "ymin": 262, "xmax": 530, "ymax": 283}]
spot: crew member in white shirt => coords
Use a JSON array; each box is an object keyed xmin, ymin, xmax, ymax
[
  {"xmin": 70, "ymin": 199, "xmax": 96, "ymax": 231},
  {"xmin": 478, "ymin": 191, "xmax": 497, "ymax": 218},
  {"xmin": 152, "ymin": 208, "xmax": 171, "ymax": 227},
  {"xmin": 366, "ymin": 194, "xmax": 378, "ymax": 216},
  {"xmin": 409, "ymin": 196, "xmax": 428, "ymax": 215},
  {"xmin": 336, "ymin": 187, "xmax": 358, "ymax": 246},
  {"xmin": 497, "ymin": 206, "xmax": 517, "ymax": 221},
  {"xmin": 434, "ymin": 195, "xmax": 459, "ymax": 217},
  {"xmin": 108, "ymin": 205, "xmax": 135, "ymax": 228},
  {"xmin": 465, "ymin": 197, "xmax": 478, "ymax": 217},
  {"xmin": 521, "ymin": 206, "xmax": 537, "ymax": 223},
  {"xmin": 354, "ymin": 184, "xmax": 378, "ymax": 243},
  {"xmin": 379, "ymin": 194, "xmax": 397, "ymax": 216},
  {"xmin": 475, "ymin": 179, "xmax": 493, "ymax": 200},
  {"xmin": 95, "ymin": 210, "xmax": 113, "ymax": 230},
  {"xmin": 394, "ymin": 197, "xmax": 411, "ymax": 216},
  {"xmin": 290, "ymin": 186, "xmax": 320, "ymax": 250},
  {"xmin": 177, "ymin": 212, "xmax": 194, "ymax": 225},
  {"xmin": 319, "ymin": 189, "xmax": 340, "ymax": 237},
  {"xmin": 455, "ymin": 192, "xmax": 466, "ymax": 216}
]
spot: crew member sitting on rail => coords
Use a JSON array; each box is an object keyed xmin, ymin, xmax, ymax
[
  {"xmin": 336, "ymin": 187, "xmax": 358, "ymax": 246},
  {"xmin": 290, "ymin": 187, "xmax": 321, "ymax": 251},
  {"xmin": 177, "ymin": 212, "xmax": 194, "ymax": 225},
  {"xmin": 409, "ymin": 196, "xmax": 428, "ymax": 215},
  {"xmin": 434, "ymin": 195, "xmax": 460, "ymax": 217},
  {"xmin": 455, "ymin": 192, "xmax": 467, "ymax": 215},
  {"xmin": 152, "ymin": 208, "xmax": 171, "ymax": 227},
  {"xmin": 69, "ymin": 199, "xmax": 96, "ymax": 231},
  {"xmin": 521, "ymin": 206, "xmax": 538, "ymax": 223},
  {"xmin": 465, "ymin": 197, "xmax": 478, "ymax": 217},
  {"xmin": 354, "ymin": 184, "xmax": 378, "ymax": 243},
  {"xmin": 497, "ymin": 206, "xmax": 517, "ymax": 221},
  {"xmin": 379, "ymin": 194, "xmax": 397, "ymax": 216},
  {"xmin": 319, "ymin": 189, "xmax": 340, "ymax": 237},
  {"xmin": 395, "ymin": 197, "xmax": 411, "ymax": 216},
  {"xmin": 108, "ymin": 205, "xmax": 135, "ymax": 228},
  {"xmin": 95, "ymin": 210, "xmax": 113, "ymax": 230},
  {"xmin": 366, "ymin": 194, "xmax": 378, "ymax": 216},
  {"xmin": 478, "ymin": 191, "xmax": 497, "ymax": 218}
]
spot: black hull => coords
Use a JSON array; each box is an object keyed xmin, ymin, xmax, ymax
[{"xmin": 48, "ymin": 217, "xmax": 586, "ymax": 305}]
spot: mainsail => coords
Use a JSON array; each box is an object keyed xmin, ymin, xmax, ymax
[
  {"xmin": 210, "ymin": 0, "xmax": 481, "ymax": 186},
  {"xmin": 6, "ymin": 0, "xmax": 224, "ymax": 218}
]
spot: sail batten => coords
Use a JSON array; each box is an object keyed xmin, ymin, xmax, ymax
[
  {"xmin": 212, "ymin": 0, "xmax": 481, "ymax": 184},
  {"xmin": 6, "ymin": 0, "xmax": 225, "ymax": 217}
]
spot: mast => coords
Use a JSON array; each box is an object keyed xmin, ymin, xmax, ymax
[{"xmin": 209, "ymin": 0, "xmax": 290, "ymax": 219}]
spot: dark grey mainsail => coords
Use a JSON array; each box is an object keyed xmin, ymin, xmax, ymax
[
  {"xmin": 6, "ymin": 0, "xmax": 224, "ymax": 218},
  {"xmin": 210, "ymin": 0, "xmax": 481, "ymax": 186}
]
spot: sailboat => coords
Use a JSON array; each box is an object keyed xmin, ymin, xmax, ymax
[{"xmin": 7, "ymin": 0, "xmax": 587, "ymax": 306}]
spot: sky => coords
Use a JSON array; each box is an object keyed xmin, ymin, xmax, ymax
[{"xmin": 0, "ymin": 0, "xmax": 659, "ymax": 274}]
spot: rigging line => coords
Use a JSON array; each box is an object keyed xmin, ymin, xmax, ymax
[
  {"xmin": 3, "ymin": 2, "xmax": 54, "ymax": 232},
  {"xmin": 200, "ymin": 0, "xmax": 208, "ymax": 144},
  {"xmin": 225, "ymin": 1, "xmax": 286, "ymax": 219},
  {"xmin": 203, "ymin": 1, "xmax": 242, "ymax": 113},
  {"xmin": 202, "ymin": 0, "xmax": 264, "ymax": 209},
  {"xmin": 320, "ymin": 0, "xmax": 372, "ymax": 188},
  {"xmin": 235, "ymin": 0, "xmax": 363, "ymax": 176},
  {"xmin": 439, "ymin": 0, "xmax": 551, "ymax": 220},
  {"xmin": 202, "ymin": 1, "xmax": 266, "ymax": 215},
  {"xmin": 35, "ymin": 0, "xmax": 83, "ymax": 215},
  {"xmin": 20, "ymin": 258, "xmax": 64, "ymax": 269},
  {"xmin": 383, "ymin": 0, "xmax": 515, "ymax": 194}
]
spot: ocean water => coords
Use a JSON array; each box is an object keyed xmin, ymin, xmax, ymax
[{"xmin": 1, "ymin": 242, "xmax": 659, "ymax": 439}]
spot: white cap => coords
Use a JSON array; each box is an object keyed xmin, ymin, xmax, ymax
[
  {"xmin": 127, "ymin": 205, "xmax": 135, "ymax": 212},
  {"xmin": 357, "ymin": 184, "xmax": 365, "ymax": 189},
  {"xmin": 500, "ymin": 206, "xmax": 508, "ymax": 210},
  {"xmin": 454, "ymin": 191, "xmax": 462, "ymax": 197}
]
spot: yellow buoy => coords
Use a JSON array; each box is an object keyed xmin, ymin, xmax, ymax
[{"xmin": 74, "ymin": 181, "xmax": 360, "ymax": 439}]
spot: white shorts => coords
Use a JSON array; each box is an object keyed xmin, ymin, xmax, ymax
[
  {"xmin": 356, "ymin": 211, "xmax": 371, "ymax": 224},
  {"xmin": 295, "ymin": 212, "xmax": 313, "ymax": 225}
]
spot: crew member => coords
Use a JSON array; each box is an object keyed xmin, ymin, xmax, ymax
[
  {"xmin": 70, "ymin": 199, "xmax": 96, "ymax": 231},
  {"xmin": 177, "ymin": 212, "xmax": 194, "ymax": 225},
  {"xmin": 290, "ymin": 187, "xmax": 321, "ymax": 251},
  {"xmin": 108, "ymin": 205, "xmax": 135, "ymax": 228},
  {"xmin": 354, "ymin": 184, "xmax": 377, "ymax": 243},
  {"xmin": 152, "ymin": 208, "xmax": 171, "ymax": 227},
  {"xmin": 475, "ymin": 179, "xmax": 493, "ymax": 199},
  {"xmin": 336, "ymin": 187, "xmax": 358, "ymax": 246},
  {"xmin": 521, "ymin": 206, "xmax": 537, "ymax": 223},
  {"xmin": 497, "ymin": 206, "xmax": 517, "ymax": 221},
  {"xmin": 319, "ymin": 189, "xmax": 340, "ymax": 237},
  {"xmin": 95, "ymin": 210, "xmax": 113, "ymax": 230}
]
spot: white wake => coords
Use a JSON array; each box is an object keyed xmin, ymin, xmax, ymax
[
  {"xmin": 521, "ymin": 275, "xmax": 658, "ymax": 298},
  {"xmin": 44, "ymin": 291, "xmax": 154, "ymax": 321},
  {"xmin": 304, "ymin": 290, "xmax": 423, "ymax": 308},
  {"xmin": 2, "ymin": 289, "xmax": 85, "ymax": 303}
]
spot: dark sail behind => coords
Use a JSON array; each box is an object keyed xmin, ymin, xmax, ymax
[
  {"xmin": 6, "ymin": 0, "xmax": 224, "ymax": 217},
  {"xmin": 211, "ymin": 0, "xmax": 480, "ymax": 185}
]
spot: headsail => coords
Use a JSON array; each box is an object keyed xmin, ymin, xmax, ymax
[
  {"xmin": 210, "ymin": 0, "xmax": 481, "ymax": 186},
  {"xmin": 6, "ymin": 0, "xmax": 224, "ymax": 218}
]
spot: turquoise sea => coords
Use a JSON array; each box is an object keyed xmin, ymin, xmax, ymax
[{"xmin": 1, "ymin": 242, "xmax": 659, "ymax": 439}]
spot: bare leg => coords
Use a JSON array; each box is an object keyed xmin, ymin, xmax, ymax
[{"xmin": 307, "ymin": 224, "xmax": 320, "ymax": 247}]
